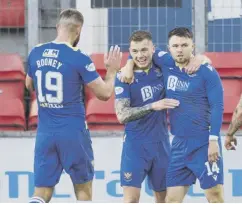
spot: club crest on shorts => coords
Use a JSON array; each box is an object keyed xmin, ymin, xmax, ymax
[{"xmin": 124, "ymin": 172, "xmax": 132, "ymax": 181}]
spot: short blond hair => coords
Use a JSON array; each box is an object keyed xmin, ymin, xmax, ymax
[
  {"xmin": 58, "ymin": 8, "xmax": 84, "ymax": 32},
  {"xmin": 129, "ymin": 30, "xmax": 152, "ymax": 43}
]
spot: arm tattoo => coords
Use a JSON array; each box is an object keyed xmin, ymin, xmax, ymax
[
  {"xmin": 227, "ymin": 95, "xmax": 242, "ymax": 136},
  {"xmin": 115, "ymin": 98, "xmax": 153, "ymax": 124}
]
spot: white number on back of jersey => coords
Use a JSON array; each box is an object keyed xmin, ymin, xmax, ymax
[{"xmin": 35, "ymin": 70, "xmax": 63, "ymax": 104}]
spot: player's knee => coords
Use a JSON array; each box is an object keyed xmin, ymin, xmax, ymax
[
  {"xmin": 74, "ymin": 181, "xmax": 92, "ymax": 201},
  {"xmin": 206, "ymin": 185, "xmax": 224, "ymax": 203},
  {"xmin": 155, "ymin": 196, "xmax": 165, "ymax": 203},
  {"xmin": 165, "ymin": 194, "xmax": 183, "ymax": 203},
  {"xmin": 124, "ymin": 195, "xmax": 140, "ymax": 203},
  {"xmin": 206, "ymin": 191, "xmax": 224, "ymax": 203},
  {"xmin": 207, "ymin": 194, "xmax": 224, "ymax": 203}
]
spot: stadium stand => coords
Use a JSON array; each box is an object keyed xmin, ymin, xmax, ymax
[
  {"xmin": 0, "ymin": 98, "xmax": 26, "ymax": 130},
  {"xmin": 0, "ymin": 0, "xmax": 25, "ymax": 28},
  {"xmin": 0, "ymin": 53, "xmax": 26, "ymax": 130},
  {"xmin": 205, "ymin": 52, "xmax": 242, "ymax": 78},
  {"xmin": 86, "ymin": 94, "xmax": 123, "ymax": 131},
  {"xmin": 0, "ymin": 54, "xmax": 25, "ymax": 101},
  {"xmin": 0, "ymin": 1, "xmax": 241, "ymax": 132},
  {"xmin": 206, "ymin": 52, "xmax": 242, "ymax": 129}
]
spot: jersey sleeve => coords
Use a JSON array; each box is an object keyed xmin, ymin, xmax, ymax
[
  {"xmin": 152, "ymin": 48, "xmax": 175, "ymax": 68},
  {"xmin": 115, "ymin": 72, "xmax": 130, "ymax": 99},
  {"xmin": 77, "ymin": 53, "xmax": 100, "ymax": 84},
  {"xmin": 202, "ymin": 64, "xmax": 224, "ymax": 137}
]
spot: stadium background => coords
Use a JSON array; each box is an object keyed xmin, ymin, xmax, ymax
[{"xmin": 0, "ymin": 0, "xmax": 242, "ymax": 202}]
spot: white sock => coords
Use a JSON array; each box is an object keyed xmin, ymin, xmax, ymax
[
  {"xmin": 76, "ymin": 200, "xmax": 92, "ymax": 203},
  {"xmin": 29, "ymin": 196, "xmax": 45, "ymax": 203}
]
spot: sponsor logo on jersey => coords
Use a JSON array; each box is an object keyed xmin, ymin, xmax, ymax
[
  {"xmin": 141, "ymin": 84, "xmax": 164, "ymax": 102},
  {"xmin": 167, "ymin": 75, "xmax": 190, "ymax": 91},
  {"xmin": 42, "ymin": 49, "xmax": 59, "ymax": 58}
]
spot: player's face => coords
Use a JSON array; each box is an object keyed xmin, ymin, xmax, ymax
[
  {"xmin": 168, "ymin": 36, "xmax": 194, "ymax": 65},
  {"xmin": 129, "ymin": 39, "xmax": 154, "ymax": 69}
]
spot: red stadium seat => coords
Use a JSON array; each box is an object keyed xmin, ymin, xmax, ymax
[
  {"xmin": 0, "ymin": 81, "xmax": 24, "ymax": 100},
  {"xmin": 0, "ymin": 98, "xmax": 25, "ymax": 130},
  {"xmin": 205, "ymin": 52, "xmax": 242, "ymax": 77},
  {"xmin": 28, "ymin": 99, "xmax": 38, "ymax": 130},
  {"xmin": 0, "ymin": 53, "xmax": 25, "ymax": 81},
  {"xmin": 221, "ymin": 79, "xmax": 242, "ymax": 130},
  {"xmin": 86, "ymin": 94, "xmax": 124, "ymax": 131},
  {"xmin": 0, "ymin": 54, "xmax": 25, "ymax": 101},
  {"xmin": 223, "ymin": 96, "xmax": 239, "ymax": 123},
  {"xmin": 222, "ymin": 79, "xmax": 242, "ymax": 97},
  {"xmin": 91, "ymin": 52, "xmax": 129, "ymax": 78},
  {"xmin": 0, "ymin": 0, "xmax": 25, "ymax": 28}
]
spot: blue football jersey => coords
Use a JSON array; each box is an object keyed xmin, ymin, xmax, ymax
[
  {"xmin": 115, "ymin": 64, "xmax": 169, "ymax": 143},
  {"xmin": 27, "ymin": 42, "xmax": 99, "ymax": 132},
  {"xmin": 152, "ymin": 49, "xmax": 224, "ymax": 141}
]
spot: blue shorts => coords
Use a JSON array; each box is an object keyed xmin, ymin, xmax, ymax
[
  {"xmin": 166, "ymin": 136, "xmax": 224, "ymax": 189},
  {"xmin": 34, "ymin": 128, "xmax": 94, "ymax": 187},
  {"xmin": 120, "ymin": 141, "xmax": 170, "ymax": 192}
]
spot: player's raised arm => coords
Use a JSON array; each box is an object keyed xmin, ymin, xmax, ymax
[
  {"xmin": 119, "ymin": 59, "xmax": 135, "ymax": 84},
  {"xmin": 85, "ymin": 45, "xmax": 122, "ymax": 101},
  {"xmin": 203, "ymin": 64, "xmax": 224, "ymax": 162},
  {"xmin": 152, "ymin": 48, "xmax": 173, "ymax": 68},
  {"xmin": 184, "ymin": 54, "xmax": 212, "ymax": 74}
]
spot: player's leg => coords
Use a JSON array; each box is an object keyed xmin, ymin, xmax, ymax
[
  {"xmin": 57, "ymin": 129, "xmax": 94, "ymax": 201},
  {"xmin": 147, "ymin": 141, "xmax": 170, "ymax": 203},
  {"xmin": 30, "ymin": 188, "xmax": 54, "ymax": 203},
  {"xmin": 123, "ymin": 186, "xmax": 141, "ymax": 203},
  {"xmin": 73, "ymin": 181, "xmax": 93, "ymax": 201},
  {"xmin": 153, "ymin": 191, "xmax": 166, "ymax": 203},
  {"xmin": 165, "ymin": 186, "xmax": 190, "ymax": 203},
  {"xmin": 188, "ymin": 141, "xmax": 224, "ymax": 203},
  {"xmin": 165, "ymin": 137, "xmax": 196, "ymax": 203},
  {"xmin": 30, "ymin": 132, "xmax": 63, "ymax": 203},
  {"xmin": 121, "ymin": 141, "xmax": 148, "ymax": 203},
  {"xmin": 204, "ymin": 184, "xmax": 224, "ymax": 203}
]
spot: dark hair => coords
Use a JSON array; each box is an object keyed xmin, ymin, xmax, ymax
[
  {"xmin": 168, "ymin": 27, "xmax": 193, "ymax": 40},
  {"xmin": 129, "ymin": 30, "xmax": 152, "ymax": 43}
]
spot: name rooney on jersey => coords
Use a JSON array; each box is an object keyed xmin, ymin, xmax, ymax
[{"xmin": 36, "ymin": 58, "xmax": 63, "ymax": 70}]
